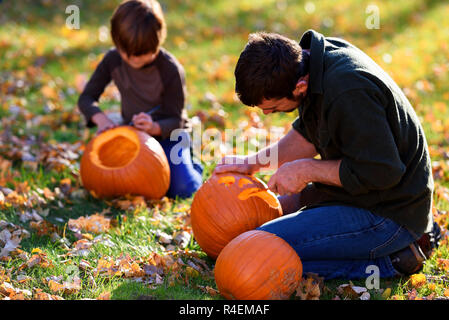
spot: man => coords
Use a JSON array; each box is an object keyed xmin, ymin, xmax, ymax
[{"xmin": 214, "ymin": 29, "xmax": 440, "ymax": 279}]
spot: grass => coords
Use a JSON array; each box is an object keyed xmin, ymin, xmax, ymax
[{"xmin": 1, "ymin": 0, "xmax": 449, "ymax": 301}]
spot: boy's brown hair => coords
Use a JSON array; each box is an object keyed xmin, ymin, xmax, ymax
[{"xmin": 110, "ymin": 0, "xmax": 167, "ymax": 56}]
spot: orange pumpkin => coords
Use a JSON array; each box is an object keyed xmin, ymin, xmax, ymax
[
  {"xmin": 214, "ymin": 230, "xmax": 302, "ymax": 300},
  {"xmin": 80, "ymin": 126, "xmax": 170, "ymax": 199},
  {"xmin": 190, "ymin": 172, "xmax": 282, "ymax": 259}
]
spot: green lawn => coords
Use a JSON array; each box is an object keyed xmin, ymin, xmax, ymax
[{"xmin": 1, "ymin": 0, "xmax": 449, "ymax": 300}]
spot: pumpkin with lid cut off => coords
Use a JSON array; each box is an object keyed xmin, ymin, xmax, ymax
[
  {"xmin": 190, "ymin": 173, "xmax": 282, "ymax": 259},
  {"xmin": 214, "ymin": 230, "xmax": 302, "ymax": 300},
  {"xmin": 80, "ymin": 126, "xmax": 170, "ymax": 199}
]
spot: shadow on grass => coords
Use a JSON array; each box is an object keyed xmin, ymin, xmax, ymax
[
  {"xmin": 111, "ymin": 281, "xmax": 158, "ymax": 300},
  {"xmin": 108, "ymin": 276, "xmax": 403, "ymax": 300},
  {"xmin": 110, "ymin": 277, "xmax": 222, "ymax": 300}
]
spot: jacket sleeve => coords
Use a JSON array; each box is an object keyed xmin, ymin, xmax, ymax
[
  {"xmin": 327, "ymin": 89, "xmax": 406, "ymax": 195},
  {"xmin": 77, "ymin": 51, "xmax": 113, "ymax": 127}
]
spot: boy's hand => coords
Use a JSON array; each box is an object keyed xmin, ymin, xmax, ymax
[
  {"xmin": 92, "ymin": 112, "xmax": 117, "ymax": 135},
  {"xmin": 132, "ymin": 112, "xmax": 154, "ymax": 134}
]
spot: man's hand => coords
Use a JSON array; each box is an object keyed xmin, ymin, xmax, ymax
[
  {"xmin": 268, "ymin": 159, "xmax": 310, "ymax": 195},
  {"xmin": 268, "ymin": 158, "xmax": 343, "ymax": 195},
  {"xmin": 214, "ymin": 155, "xmax": 259, "ymax": 175},
  {"xmin": 92, "ymin": 112, "xmax": 117, "ymax": 135}
]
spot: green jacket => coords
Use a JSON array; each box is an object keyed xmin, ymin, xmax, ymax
[{"xmin": 292, "ymin": 29, "xmax": 433, "ymax": 234}]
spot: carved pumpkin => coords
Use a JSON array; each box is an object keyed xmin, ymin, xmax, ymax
[
  {"xmin": 214, "ymin": 230, "xmax": 302, "ymax": 300},
  {"xmin": 190, "ymin": 172, "xmax": 282, "ymax": 259},
  {"xmin": 80, "ymin": 126, "xmax": 170, "ymax": 199}
]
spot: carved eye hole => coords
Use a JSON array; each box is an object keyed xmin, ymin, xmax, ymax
[
  {"xmin": 218, "ymin": 176, "xmax": 236, "ymax": 186},
  {"xmin": 217, "ymin": 175, "xmax": 279, "ymax": 208},
  {"xmin": 238, "ymin": 178, "xmax": 253, "ymax": 188},
  {"xmin": 238, "ymin": 188, "xmax": 279, "ymax": 208}
]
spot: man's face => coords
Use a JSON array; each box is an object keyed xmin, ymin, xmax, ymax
[
  {"xmin": 118, "ymin": 49, "xmax": 158, "ymax": 69},
  {"xmin": 257, "ymin": 97, "xmax": 300, "ymax": 115},
  {"xmin": 256, "ymin": 74, "xmax": 309, "ymax": 115}
]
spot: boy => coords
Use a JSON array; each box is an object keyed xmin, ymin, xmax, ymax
[{"xmin": 78, "ymin": 0, "xmax": 202, "ymax": 198}]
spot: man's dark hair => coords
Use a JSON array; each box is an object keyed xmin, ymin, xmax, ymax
[
  {"xmin": 235, "ymin": 32, "xmax": 309, "ymax": 106},
  {"xmin": 110, "ymin": 0, "xmax": 166, "ymax": 56}
]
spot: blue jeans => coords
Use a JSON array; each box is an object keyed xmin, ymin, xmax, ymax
[
  {"xmin": 159, "ymin": 131, "xmax": 203, "ymax": 199},
  {"xmin": 256, "ymin": 204, "xmax": 422, "ymax": 280}
]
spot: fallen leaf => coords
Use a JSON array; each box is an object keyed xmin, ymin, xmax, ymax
[
  {"xmin": 337, "ymin": 283, "xmax": 367, "ymax": 300},
  {"xmin": 174, "ymin": 231, "xmax": 191, "ymax": 248},
  {"xmin": 296, "ymin": 276, "xmax": 321, "ymax": 300},
  {"xmin": 97, "ymin": 291, "xmax": 111, "ymax": 300},
  {"xmin": 33, "ymin": 288, "xmax": 64, "ymax": 300},
  {"xmin": 68, "ymin": 213, "xmax": 111, "ymax": 234},
  {"xmin": 359, "ymin": 291, "xmax": 371, "ymax": 300},
  {"xmin": 0, "ymin": 282, "xmax": 16, "ymax": 298},
  {"xmin": 19, "ymin": 251, "xmax": 51, "ymax": 270},
  {"xmin": 382, "ymin": 287, "xmax": 392, "ymax": 299},
  {"xmin": 48, "ymin": 280, "xmax": 64, "ymax": 293},
  {"xmin": 407, "ymin": 288, "xmax": 423, "ymax": 300},
  {"xmin": 409, "ymin": 273, "xmax": 427, "ymax": 288},
  {"xmin": 197, "ymin": 285, "xmax": 219, "ymax": 296},
  {"xmin": 444, "ymin": 289, "xmax": 449, "ymax": 297},
  {"xmin": 437, "ymin": 259, "xmax": 449, "ymax": 272},
  {"xmin": 48, "ymin": 276, "xmax": 81, "ymax": 295}
]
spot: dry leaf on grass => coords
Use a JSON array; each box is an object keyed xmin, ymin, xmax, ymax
[
  {"xmin": 32, "ymin": 288, "xmax": 64, "ymax": 300},
  {"xmin": 437, "ymin": 259, "xmax": 449, "ymax": 272},
  {"xmin": 29, "ymin": 220, "xmax": 58, "ymax": 237},
  {"xmin": 197, "ymin": 285, "xmax": 219, "ymax": 296},
  {"xmin": 0, "ymin": 280, "xmax": 32, "ymax": 300},
  {"xmin": 444, "ymin": 289, "xmax": 449, "ymax": 298},
  {"xmin": 337, "ymin": 283, "xmax": 369, "ymax": 300},
  {"xmin": 68, "ymin": 239, "xmax": 93, "ymax": 257},
  {"xmin": 93, "ymin": 255, "xmax": 145, "ymax": 278},
  {"xmin": 409, "ymin": 273, "xmax": 427, "ymax": 288},
  {"xmin": 174, "ymin": 231, "xmax": 191, "ymax": 248},
  {"xmin": 0, "ymin": 282, "xmax": 16, "ymax": 297},
  {"xmin": 18, "ymin": 250, "xmax": 52, "ymax": 270},
  {"xmin": 0, "ymin": 221, "xmax": 30, "ymax": 258},
  {"xmin": 296, "ymin": 274, "xmax": 323, "ymax": 300},
  {"xmin": 68, "ymin": 213, "xmax": 111, "ymax": 234},
  {"xmin": 97, "ymin": 291, "xmax": 111, "ymax": 300},
  {"xmin": 48, "ymin": 276, "xmax": 81, "ymax": 295},
  {"xmin": 382, "ymin": 287, "xmax": 392, "ymax": 299}
]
